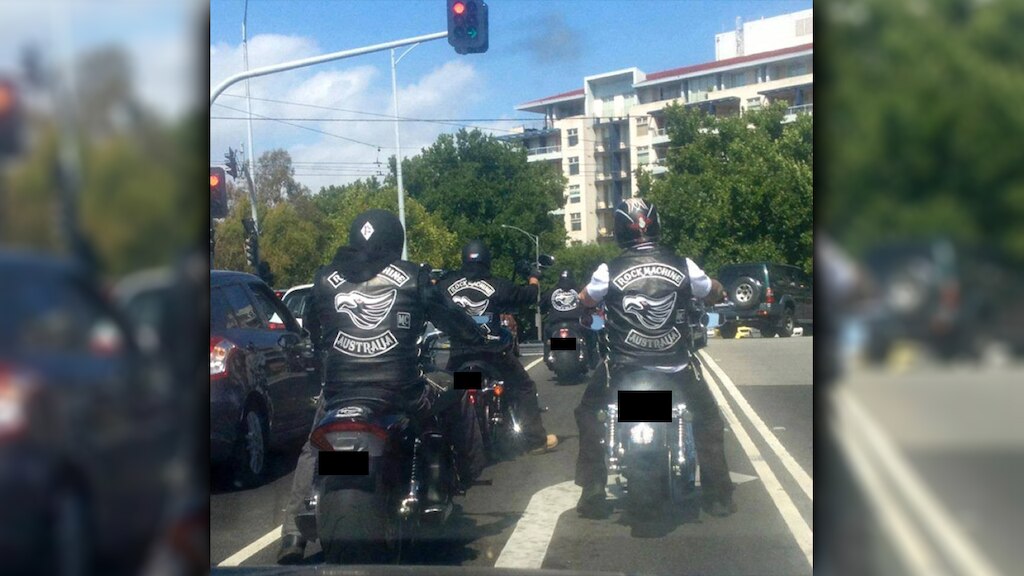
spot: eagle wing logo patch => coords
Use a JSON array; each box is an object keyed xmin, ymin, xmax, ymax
[
  {"xmin": 551, "ymin": 289, "xmax": 579, "ymax": 312},
  {"xmin": 334, "ymin": 289, "xmax": 397, "ymax": 330},
  {"xmin": 452, "ymin": 294, "xmax": 490, "ymax": 316},
  {"xmin": 622, "ymin": 292, "xmax": 677, "ymax": 330}
]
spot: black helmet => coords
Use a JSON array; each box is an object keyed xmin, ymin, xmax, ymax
[
  {"xmin": 461, "ymin": 239, "xmax": 491, "ymax": 267},
  {"xmin": 556, "ymin": 269, "xmax": 576, "ymax": 290},
  {"xmin": 613, "ymin": 197, "xmax": 661, "ymax": 248},
  {"xmin": 348, "ymin": 209, "xmax": 405, "ymax": 262}
]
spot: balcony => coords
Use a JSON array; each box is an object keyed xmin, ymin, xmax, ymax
[
  {"xmin": 651, "ymin": 127, "xmax": 670, "ymax": 145},
  {"xmin": 526, "ymin": 145, "xmax": 562, "ymax": 162},
  {"xmin": 650, "ymin": 158, "xmax": 669, "ymax": 175},
  {"xmin": 782, "ymin": 103, "xmax": 813, "ymax": 124}
]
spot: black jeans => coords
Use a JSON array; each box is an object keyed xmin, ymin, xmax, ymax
[
  {"xmin": 282, "ymin": 381, "xmax": 485, "ymax": 539},
  {"xmin": 574, "ymin": 361, "xmax": 734, "ymax": 501},
  {"xmin": 448, "ymin": 347, "xmax": 549, "ymax": 450}
]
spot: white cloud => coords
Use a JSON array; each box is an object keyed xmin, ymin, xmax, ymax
[{"xmin": 210, "ymin": 34, "xmax": 486, "ymax": 192}]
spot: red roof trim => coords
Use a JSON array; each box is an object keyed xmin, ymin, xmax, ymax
[
  {"xmin": 642, "ymin": 43, "xmax": 813, "ymax": 83},
  {"xmin": 520, "ymin": 88, "xmax": 585, "ymax": 106}
]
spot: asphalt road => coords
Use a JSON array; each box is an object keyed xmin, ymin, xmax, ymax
[
  {"xmin": 211, "ymin": 335, "xmax": 814, "ymax": 575},
  {"xmin": 829, "ymin": 353, "xmax": 1024, "ymax": 576}
]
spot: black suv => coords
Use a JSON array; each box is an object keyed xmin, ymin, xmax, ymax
[
  {"xmin": 716, "ymin": 262, "xmax": 813, "ymax": 338},
  {"xmin": 210, "ymin": 271, "xmax": 319, "ymax": 487}
]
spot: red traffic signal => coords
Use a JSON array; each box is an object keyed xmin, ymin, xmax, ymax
[
  {"xmin": 452, "ymin": 1, "xmax": 465, "ymax": 15},
  {"xmin": 447, "ymin": 0, "xmax": 488, "ymax": 54},
  {"xmin": 210, "ymin": 167, "xmax": 228, "ymax": 219},
  {"xmin": 0, "ymin": 77, "xmax": 24, "ymax": 158}
]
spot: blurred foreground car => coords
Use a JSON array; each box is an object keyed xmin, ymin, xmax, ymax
[
  {"xmin": 862, "ymin": 239, "xmax": 1024, "ymax": 361},
  {"xmin": 210, "ymin": 271, "xmax": 319, "ymax": 487},
  {"xmin": 1, "ymin": 250, "xmax": 175, "ymax": 574},
  {"xmin": 716, "ymin": 262, "xmax": 813, "ymax": 338},
  {"xmin": 114, "ymin": 266, "xmax": 175, "ymax": 355}
]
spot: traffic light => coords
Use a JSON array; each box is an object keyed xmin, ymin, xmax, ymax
[
  {"xmin": 210, "ymin": 167, "xmax": 228, "ymax": 219},
  {"xmin": 0, "ymin": 77, "xmax": 25, "ymax": 158},
  {"xmin": 224, "ymin": 148, "xmax": 239, "ymax": 179},
  {"xmin": 242, "ymin": 217, "xmax": 259, "ymax": 269},
  {"xmin": 447, "ymin": 0, "xmax": 489, "ymax": 55}
]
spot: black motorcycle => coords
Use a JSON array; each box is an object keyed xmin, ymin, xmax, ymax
[
  {"xmin": 297, "ymin": 380, "xmax": 463, "ymax": 564},
  {"xmin": 544, "ymin": 312, "xmax": 604, "ymax": 384},
  {"xmin": 603, "ymin": 368, "xmax": 699, "ymax": 514}
]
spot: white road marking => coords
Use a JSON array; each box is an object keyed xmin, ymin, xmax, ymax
[
  {"xmin": 830, "ymin": 392, "xmax": 941, "ymax": 576},
  {"xmin": 835, "ymin": 387, "xmax": 1000, "ymax": 576},
  {"xmin": 699, "ymin": 351, "xmax": 813, "ymax": 500},
  {"xmin": 493, "ymin": 480, "xmax": 581, "ymax": 569},
  {"xmin": 523, "ymin": 357, "xmax": 544, "ymax": 371},
  {"xmin": 216, "ymin": 524, "xmax": 284, "ymax": 567},
  {"xmin": 702, "ymin": 358, "xmax": 813, "ymax": 569}
]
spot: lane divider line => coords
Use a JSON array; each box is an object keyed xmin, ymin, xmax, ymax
[
  {"xmin": 835, "ymin": 387, "xmax": 1000, "ymax": 576},
  {"xmin": 217, "ymin": 524, "xmax": 284, "ymax": 567},
  {"xmin": 830, "ymin": 392, "xmax": 940, "ymax": 576},
  {"xmin": 493, "ymin": 480, "xmax": 581, "ymax": 569},
  {"xmin": 702, "ymin": 357, "xmax": 813, "ymax": 568},
  {"xmin": 699, "ymin": 351, "xmax": 813, "ymax": 500}
]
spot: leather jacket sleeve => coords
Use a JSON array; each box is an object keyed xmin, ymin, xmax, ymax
[{"xmin": 419, "ymin": 268, "xmax": 488, "ymax": 346}]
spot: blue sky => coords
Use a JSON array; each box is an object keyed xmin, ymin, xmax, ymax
[{"xmin": 210, "ymin": 0, "xmax": 812, "ymax": 190}]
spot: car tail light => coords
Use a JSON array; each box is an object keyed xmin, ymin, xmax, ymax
[
  {"xmin": 310, "ymin": 420, "xmax": 389, "ymax": 451},
  {"xmin": 267, "ymin": 322, "xmax": 286, "ymax": 330},
  {"xmin": 210, "ymin": 336, "xmax": 237, "ymax": 380},
  {"xmin": 559, "ymin": 328, "xmax": 570, "ymax": 338},
  {"xmin": 274, "ymin": 290, "xmax": 285, "ymax": 300},
  {"xmin": 0, "ymin": 363, "xmax": 37, "ymax": 440},
  {"xmin": 765, "ymin": 288, "xmax": 775, "ymax": 304}
]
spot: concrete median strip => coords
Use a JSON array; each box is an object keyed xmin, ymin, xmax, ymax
[{"xmin": 698, "ymin": 350, "xmax": 813, "ymax": 500}]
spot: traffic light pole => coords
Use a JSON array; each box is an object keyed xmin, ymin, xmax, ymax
[{"xmin": 211, "ymin": 31, "xmax": 447, "ymax": 107}]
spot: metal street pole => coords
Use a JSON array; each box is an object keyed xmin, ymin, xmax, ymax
[
  {"xmin": 391, "ymin": 43, "xmax": 421, "ymax": 261},
  {"xmin": 502, "ymin": 224, "xmax": 543, "ymax": 343},
  {"xmin": 242, "ymin": 0, "xmax": 259, "ymax": 232},
  {"xmin": 211, "ymin": 31, "xmax": 447, "ymax": 107}
]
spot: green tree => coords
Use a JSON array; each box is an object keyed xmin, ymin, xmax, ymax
[
  {"xmin": 541, "ymin": 241, "xmax": 623, "ymax": 296},
  {"xmin": 403, "ymin": 129, "xmax": 567, "ymax": 279},
  {"xmin": 254, "ymin": 148, "xmax": 310, "ymax": 206},
  {"xmin": 647, "ymin": 103, "xmax": 813, "ymax": 275}
]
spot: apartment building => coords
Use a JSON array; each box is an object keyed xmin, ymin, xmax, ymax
[{"xmin": 504, "ymin": 9, "xmax": 813, "ymax": 245}]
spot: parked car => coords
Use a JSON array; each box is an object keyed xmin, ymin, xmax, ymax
[
  {"xmin": 281, "ymin": 283, "xmax": 314, "ymax": 328},
  {"xmin": 114, "ymin": 266, "xmax": 175, "ymax": 355},
  {"xmin": 1, "ymin": 250, "xmax": 176, "ymax": 574},
  {"xmin": 210, "ymin": 271, "xmax": 319, "ymax": 487},
  {"xmin": 861, "ymin": 239, "xmax": 1024, "ymax": 361},
  {"xmin": 716, "ymin": 262, "xmax": 813, "ymax": 338}
]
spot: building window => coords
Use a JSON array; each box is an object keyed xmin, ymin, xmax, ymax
[
  {"xmin": 796, "ymin": 17, "xmax": 812, "ymax": 36},
  {"xmin": 788, "ymin": 59, "xmax": 809, "ymax": 77},
  {"xmin": 568, "ymin": 157, "xmax": 580, "ymax": 175},
  {"xmin": 567, "ymin": 128, "xmax": 579, "ymax": 147},
  {"xmin": 635, "ymin": 117, "xmax": 649, "ymax": 137},
  {"xmin": 688, "ymin": 75, "xmax": 715, "ymax": 102},
  {"xmin": 570, "ymin": 212, "xmax": 582, "ymax": 231},
  {"xmin": 637, "ymin": 146, "xmax": 650, "ymax": 165},
  {"xmin": 746, "ymin": 97, "xmax": 762, "ymax": 110},
  {"xmin": 568, "ymin": 184, "xmax": 581, "ymax": 204}
]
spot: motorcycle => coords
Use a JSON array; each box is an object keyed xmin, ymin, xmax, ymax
[
  {"xmin": 603, "ymin": 368, "xmax": 699, "ymax": 513},
  {"xmin": 455, "ymin": 315, "xmax": 525, "ymax": 462},
  {"xmin": 297, "ymin": 382, "xmax": 464, "ymax": 564},
  {"xmin": 544, "ymin": 312, "xmax": 604, "ymax": 384}
]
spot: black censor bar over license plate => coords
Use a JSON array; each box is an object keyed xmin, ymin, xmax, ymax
[
  {"xmin": 454, "ymin": 371, "xmax": 483, "ymax": 390},
  {"xmin": 550, "ymin": 337, "xmax": 577, "ymax": 350},
  {"xmin": 617, "ymin": 390, "xmax": 673, "ymax": 422},
  {"xmin": 318, "ymin": 451, "xmax": 369, "ymax": 475}
]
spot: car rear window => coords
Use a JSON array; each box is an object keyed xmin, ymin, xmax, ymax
[
  {"xmin": 283, "ymin": 288, "xmax": 311, "ymax": 318},
  {"xmin": 221, "ymin": 284, "xmax": 263, "ymax": 330},
  {"xmin": 718, "ymin": 264, "xmax": 766, "ymax": 284}
]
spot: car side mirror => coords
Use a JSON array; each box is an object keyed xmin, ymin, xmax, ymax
[{"xmin": 278, "ymin": 332, "xmax": 301, "ymax": 349}]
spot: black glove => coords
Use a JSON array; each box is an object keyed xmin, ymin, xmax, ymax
[
  {"xmin": 529, "ymin": 263, "xmax": 543, "ymax": 280},
  {"xmin": 515, "ymin": 260, "xmax": 532, "ymax": 279}
]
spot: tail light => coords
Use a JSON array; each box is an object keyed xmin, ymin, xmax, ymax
[
  {"xmin": 492, "ymin": 383, "xmax": 504, "ymax": 397},
  {"xmin": 210, "ymin": 336, "xmax": 237, "ymax": 380},
  {"xmin": 765, "ymin": 288, "xmax": 775, "ymax": 304},
  {"xmin": 0, "ymin": 363, "xmax": 37, "ymax": 440},
  {"xmin": 310, "ymin": 420, "xmax": 389, "ymax": 451},
  {"xmin": 467, "ymin": 389, "xmax": 477, "ymax": 405},
  {"xmin": 559, "ymin": 328, "xmax": 570, "ymax": 338}
]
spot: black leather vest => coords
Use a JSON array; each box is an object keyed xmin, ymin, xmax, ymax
[
  {"xmin": 312, "ymin": 259, "xmax": 427, "ymax": 388},
  {"xmin": 440, "ymin": 275, "xmax": 503, "ymax": 334},
  {"xmin": 544, "ymin": 287, "xmax": 583, "ymax": 324},
  {"xmin": 603, "ymin": 247, "xmax": 694, "ymax": 367}
]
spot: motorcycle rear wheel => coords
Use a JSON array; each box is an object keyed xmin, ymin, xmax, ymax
[{"xmin": 319, "ymin": 482, "xmax": 391, "ymax": 564}]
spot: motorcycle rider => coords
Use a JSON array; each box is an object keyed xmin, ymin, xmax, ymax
[
  {"xmin": 277, "ymin": 209, "xmax": 490, "ymax": 564},
  {"xmin": 573, "ymin": 198, "xmax": 735, "ymax": 518},
  {"xmin": 437, "ymin": 239, "xmax": 559, "ymax": 455},
  {"xmin": 541, "ymin": 269, "xmax": 598, "ymax": 365}
]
